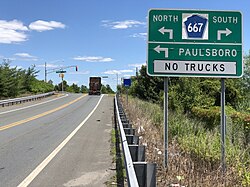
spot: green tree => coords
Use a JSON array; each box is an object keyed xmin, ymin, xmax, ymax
[
  {"xmin": 0, "ymin": 60, "xmax": 53, "ymax": 98},
  {"xmin": 106, "ymin": 84, "xmax": 114, "ymax": 93},
  {"xmin": 30, "ymin": 80, "xmax": 54, "ymax": 93},
  {"xmin": 0, "ymin": 61, "xmax": 22, "ymax": 98},
  {"xmin": 101, "ymin": 84, "xmax": 114, "ymax": 94},
  {"xmin": 129, "ymin": 65, "xmax": 163, "ymax": 103},
  {"xmin": 23, "ymin": 65, "xmax": 39, "ymax": 92},
  {"xmin": 101, "ymin": 84, "xmax": 107, "ymax": 94},
  {"xmin": 243, "ymin": 52, "xmax": 250, "ymax": 89},
  {"xmin": 58, "ymin": 80, "xmax": 69, "ymax": 91},
  {"xmin": 67, "ymin": 83, "xmax": 80, "ymax": 93},
  {"xmin": 128, "ymin": 63, "xmax": 247, "ymax": 113},
  {"xmin": 80, "ymin": 85, "xmax": 88, "ymax": 93}
]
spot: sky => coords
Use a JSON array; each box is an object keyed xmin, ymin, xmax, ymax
[{"xmin": 0, "ymin": 0, "xmax": 249, "ymax": 91}]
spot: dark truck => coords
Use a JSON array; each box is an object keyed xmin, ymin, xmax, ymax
[{"xmin": 89, "ymin": 77, "xmax": 101, "ymax": 95}]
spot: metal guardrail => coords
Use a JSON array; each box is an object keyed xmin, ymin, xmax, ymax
[
  {"xmin": 115, "ymin": 94, "xmax": 156, "ymax": 187},
  {"xmin": 115, "ymin": 94, "xmax": 139, "ymax": 187},
  {"xmin": 0, "ymin": 92, "xmax": 55, "ymax": 107}
]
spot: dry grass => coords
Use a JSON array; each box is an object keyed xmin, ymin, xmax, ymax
[{"xmin": 121, "ymin": 96, "xmax": 247, "ymax": 187}]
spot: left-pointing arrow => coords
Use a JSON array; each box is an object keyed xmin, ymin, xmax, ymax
[
  {"xmin": 154, "ymin": 45, "xmax": 169, "ymax": 58},
  {"xmin": 158, "ymin": 27, "xmax": 173, "ymax": 39}
]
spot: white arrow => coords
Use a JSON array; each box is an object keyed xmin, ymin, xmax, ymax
[
  {"xmin": 154, "ymin": 45, "xmax": 169, "ymax": 58},
  {"xmin": 217, "ymin": 28, "xmax": 232, "ymax": 40},
  {"xmin": 158, "ymin": 27, "xmax": 173, "ymax": 39}
]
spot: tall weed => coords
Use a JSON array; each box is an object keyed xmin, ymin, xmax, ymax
[{"xmin": 122, "ymin": 95, "xmax": 250, "ymax": 186}]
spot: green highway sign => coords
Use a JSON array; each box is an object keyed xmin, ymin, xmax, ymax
[
  {"xmin": 147, "ymin": 9, "xmax": 243, "ymax": 77},
  {"xmin": 56, "ymin": 70, "xmax": 66, "ymax": 73}
]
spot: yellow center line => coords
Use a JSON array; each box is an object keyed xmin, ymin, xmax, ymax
[{"xmin": 0, "ymin": 94, "xmax": 86, "ymax": 131}]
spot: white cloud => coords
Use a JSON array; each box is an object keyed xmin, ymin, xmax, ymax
[
  {"xmin": 120, "ymin": 70, "xmax": 133, "ymax": 73},
  {"xmin": 104, "ymin": 70, "xmax": 120, "ymax": 75},
  {"xmin": 0, "ymin": 19, "xmax": 28, "ymax": 31},
  {"xmin": 0, "ymin": 19, "xmax": 66, "ymax": 44},
  {"xmin": 67, "ymin": 80, "xmax": 79, "ymax": 85},
  {"xmin": 2, "ymin": 57, "xmax": 16, "ymax": 61},
  {"xmin": 69, "ymin": 71, "xmax": 90, "ymax": 75},
  {"xmin": 14, "ymin": 52, "xmax": 38, "ymax": 61},
  {"xmin": 15, "ymin": 53, "xmax": 33, "ymax": 58},
  {"xmin": 123, "ymin": 74, "xmax": 133, "ymax": 78},
  {"xmin": 128, "ymin": 63, "xmax": 146, "ymax": 68},
  {"xmin": 37, "ymin": 63, "xmax": 61, "ymax": 68},
  {"xmin": 102, "ymin": 80, "xmax": 107, "ymax": 84},
  {"xmin": 29, "ymin": 20, "xmax": 65, "ymax": 32},
  {"xmin": 0, "ymin": 20, "xmax": 28, "ymax": 44},
  {"xmin": 10, "ymin": 65, "xmax": 23, "ymax": 70},
  {"xmin": 102, "ymin": 20, "xmax": 145, "ymax": 29},
  {"xmin": 130, "ymin": 32, "xmax": 147, "ymax": 40},
  {"xmin": 73, "ymin": 56, "xmax": 114, "ymax": 62},
  {"xmin": 104, "ymin": 69, "xmax": 133, "ymax": 75}
]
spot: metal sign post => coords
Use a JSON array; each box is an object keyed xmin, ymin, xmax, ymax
[
  {"xmin": 221, "ymin": 78, "xmax": 226, "ymax": 173},
  {"xmin": 59, "ymin": 73, "xmax": 64, "ymax": 92},
  {"xmin": 124, "ymin": 78, "xmax": 132, "ymax": 106},
  {"xmin": 164, "ymin": 77, "xmax": 169, "ymax": 168},
  {"xmin": 62, "ymin": 76, "xmax": 64, "ymax": 93},
  {"xmin": 126, "ymin": 88, "xmax": 128, "ymax": 106}
]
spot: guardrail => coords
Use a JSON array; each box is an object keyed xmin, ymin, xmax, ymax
[
  {"xmin": 0, "ymin": 92, "xmax": 55, "ymax": 107},
  {"xmin": 115, "ymin": 94, "xmax": 156, "ymax": 187}
]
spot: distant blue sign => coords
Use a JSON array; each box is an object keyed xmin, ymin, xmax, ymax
[
  {"xmin": 184, "ymin": 14, "xmax": 208, "ymax": 39},
  {"xmin": 123, "ymin": 78, "xmax": 131, "ymax": 87}
]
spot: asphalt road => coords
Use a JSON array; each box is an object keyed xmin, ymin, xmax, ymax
[{"xmin": 0, "ymin": 94, "xmax": 114, "ymax": 187}]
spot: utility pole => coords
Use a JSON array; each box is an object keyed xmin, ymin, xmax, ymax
[
  {"xmin": 45, "ymin": 64, "xmax": 78, "ymax": 85},
  {"xmin": 45, "ymin": 62, "xmax": 47, "ymax": 82},
  {"xmin": 59, "ymin": 73, "xmax": 64, "ymax": 92},
  {"xmin": 62, "ymin": 75, "xmax": 64, "ymax": 93},
  {"xmin": 116, "ymin": 73, "xmax": 118, "ymax": 92}
]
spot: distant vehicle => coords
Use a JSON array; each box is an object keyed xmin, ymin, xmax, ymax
[{"xmin": 89, "ymin": 77, "xmax": 101, "ymax": 95}]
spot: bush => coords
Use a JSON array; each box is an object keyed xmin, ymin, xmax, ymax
[
  {"xmin": 191, "ymin": 106, "xmax": 222, "ymax": 129},
  {"xmin": 123, "ymin": 96, "xmax": 250, "ymax": 186}
]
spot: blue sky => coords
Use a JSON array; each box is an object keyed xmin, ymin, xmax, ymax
[{"xmin": 0, "ymin": 0, "xmax": 249, "ymax": 90}]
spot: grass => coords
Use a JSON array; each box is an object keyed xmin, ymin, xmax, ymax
[
  {"xmin": 106, "ymin": 106, "xmax": 125, "ymax": 187},
  {"xmin": 111, "ymin": 129, "xmax": 116, "ymax": 161},
  {"xmin": 122, "ymin": 95, "xmax": 250, "ymax": 186}
]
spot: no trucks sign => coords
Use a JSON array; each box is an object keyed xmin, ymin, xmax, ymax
[{"xmin": 147, "ymin": 9, "xmax": 243, "ymax": 78}]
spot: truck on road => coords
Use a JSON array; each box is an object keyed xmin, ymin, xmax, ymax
[{"xmin": 89, "ymin": 77, "xmax": 101, "ymax": 95}]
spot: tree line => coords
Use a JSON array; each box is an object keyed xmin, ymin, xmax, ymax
[
  {"xmin": 0, "ymin": 60, "xmax": 114, "ymax": 99},
  {"xmin": 0, "ymin": 60, "xmax": 54, "ymax": 99},
  {"xmin": 119, "ymin": 52, "xmax": 250, "ymax": 145},
  {"xmin": 54, "ymin": 80, "xmax": 114, "ymax": 94},
  {"xmin": 124, "ymin": 52, "xmax": 250, "ymax": 113}
]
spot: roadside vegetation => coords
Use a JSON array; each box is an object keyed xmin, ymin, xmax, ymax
[
  {"xmin": 119, "ymin": 52, "xmax": 250, "ymax": 186},
  {"xmin": 107, "ymin": 111, "xmax": 125, "ymax": 187},
  {"xmin": 0, "ymin": 60, "xmax": 114, "ymax": 99},
  {"xmin": 0, "ymin": 60, "xmax": 54, "ymax": 99}
]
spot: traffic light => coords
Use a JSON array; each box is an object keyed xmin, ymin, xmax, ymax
[{"xmin": 76, "ymin": 66, "xmax": 78, "ymax": 71}]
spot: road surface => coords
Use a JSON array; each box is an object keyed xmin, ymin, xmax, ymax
[{"xmin": 0, "ymin": 94, "xmax": 114, "ymax": 187}]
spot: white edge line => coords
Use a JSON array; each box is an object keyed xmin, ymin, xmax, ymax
[
  {"xmin": 17, "ymin": 94, "xmax": 104, "ymax": 187},
  {"xmin": 0, "ymin": 94, "xmax": 69, "ymax": 115}
]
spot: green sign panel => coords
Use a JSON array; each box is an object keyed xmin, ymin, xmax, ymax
[
  {"xmin": 147, "ymin": 9, "xmax": 243, "ymax": 77},
  {"xmin": 56, "ymin": 70, "xmax": 66, "ymax": 73}
]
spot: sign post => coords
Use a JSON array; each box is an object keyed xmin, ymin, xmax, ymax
[
  {"xmin": 221, "ymin": 78, "xmax": 226, "ymax": 173},
  {"xmin": 164, "ymin": 77, "xmax": 169, "ymax": 168},
  {"xmin": 124, "ymin": 78, "xmax": 132, "ymax": 106},
  {"xmin": 147, "ymin": 9, "xmax": 243, "ymax": 171}
]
